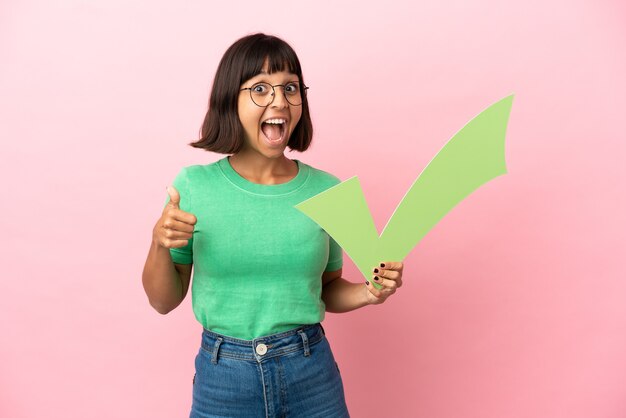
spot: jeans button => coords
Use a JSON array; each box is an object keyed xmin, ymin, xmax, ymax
[{"xmin": 256, "ymin": 343, "xmax": 268, "ymax": 355}]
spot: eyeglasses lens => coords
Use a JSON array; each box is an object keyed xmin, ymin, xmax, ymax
[{"xmin": 250, "ymin": 83, "xmax": 304, "ymax": 106}]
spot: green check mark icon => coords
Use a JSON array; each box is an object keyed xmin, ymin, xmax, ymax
[{"xmin": 295, "ymin": 95, "xmax": 514, "ymax": 289}]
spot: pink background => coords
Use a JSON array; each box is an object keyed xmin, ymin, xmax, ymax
[{"xmin": 2, "ymin": 0, "xmax": 625, "ymax": 417}]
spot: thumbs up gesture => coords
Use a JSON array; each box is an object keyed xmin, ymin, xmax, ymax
[{"xmin": 153, "ymin": 186, "xmax": 198, "ymax": 249}]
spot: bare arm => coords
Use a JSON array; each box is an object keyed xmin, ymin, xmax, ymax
[
  {"xmin": 142, "ymin": 185, "xmax": 196, "ymax": 315},
  {"xmin": 321, "ymin": 268, "xmax": 371, "ymax": 313},
  {"xmin": 142, "ymin": 239, "xmax": 192, "ymax": 314},
  {"xmin": 322, "ymin": 262, "xmax": 405, "ymax": 311}
]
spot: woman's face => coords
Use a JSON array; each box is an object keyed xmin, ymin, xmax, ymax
[{"xmin": 237, "ymin": 65, "xmax": 303, "ymax": 159}]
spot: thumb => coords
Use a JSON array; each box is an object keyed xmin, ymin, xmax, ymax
[{"xmin": 166, "ymin": 185, "xmax": 181, "ymax": 209}]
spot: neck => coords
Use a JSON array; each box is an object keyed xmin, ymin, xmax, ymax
[{"xmin": 228, "ymin": 151, "xmax": 298, "ymax": 185}]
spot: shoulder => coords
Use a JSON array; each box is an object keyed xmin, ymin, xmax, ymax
[
  {"xmin": 170, "ymin": 160, "xmax": 225, "ymax": 198},
  {"xmin": 176, "ymin": 159, "xmax": 224, "ymax": 182},
  {"xmin": 299, "ymin": 161, "xmax": 341, "ymax": 188}
]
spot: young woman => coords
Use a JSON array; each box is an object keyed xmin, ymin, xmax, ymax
[{"xmin": 142, "ymin": 33, "xmax": 404, "ymax": 418}]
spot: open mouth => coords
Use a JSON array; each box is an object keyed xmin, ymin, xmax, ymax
[{"xmin": 261, "ymin": 118, "xmax": 287, "ymax": 144}]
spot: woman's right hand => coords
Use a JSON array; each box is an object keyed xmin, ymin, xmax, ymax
[{"xmin": 153, "ymin": 186, "xmax": 197, "ymax": 249}]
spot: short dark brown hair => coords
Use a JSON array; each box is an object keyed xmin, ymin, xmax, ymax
[{"xmin": 190, "ymin": 33, "xmax": 313, "ymax": 154}]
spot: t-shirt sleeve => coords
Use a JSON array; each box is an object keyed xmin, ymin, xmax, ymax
[
  {"xmin": 324, "ymin": 236, "xmax": 343, "ymax": 272},
  {"xmin": 164, "ymin": 167, "xmax": 194, "ymax": 265}
]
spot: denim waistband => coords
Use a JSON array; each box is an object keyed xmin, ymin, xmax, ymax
[{"xmin": 200, "ymin": 323, "xmax": 326, "ymax": 364}]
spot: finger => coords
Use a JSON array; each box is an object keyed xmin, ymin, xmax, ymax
[
  {"xmin": 377, "ymin": 261, "xmax": 404, "ymax": 271},
  {"xmin": 160, "ymin": 238, "xmax": 190, "ymax": 248},
  {"xmin": 161, "ymin": 228, "xmax": 193, "ymax": 240},
  {"xmin": 372, "ymin": 267, "xmax": 400, "ymax": 280},
  {"xmin": 164, "ymin": 186, "xmax": 197, "ymax": 225},
  {"xmin": 170, "ymin": 208, "xmax": 198, "ymax": 225},
  {"xmin": 166, "ymin": 186, "xmax": 181, "ymax": 209},
  {"xmin": 372, "ymin": 275, "xmax": 398, "ymax": 291},
  {"xmin": 365, "ymin": 280, "xmax": 384, "ymax": 299},
  {"xmin": 371, "ymin": 275, "xmax": 385, "ymax": 287},
  {"xmin": 162, "ymin": 218, "xmax": 195, "ymax": 233}
]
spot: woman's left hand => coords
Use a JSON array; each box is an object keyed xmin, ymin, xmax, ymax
[{"xmin": 365, "ymin": 261, "xmax": 404, "ymax": 305}]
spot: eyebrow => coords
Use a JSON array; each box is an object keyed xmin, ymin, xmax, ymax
[
  {"xmin": 256, "ymin": 69, "xmax": 297, "ymax": 76},
  {"xmin": 251, "ymin": 75, "xmax": 299, "ymax": 85}
]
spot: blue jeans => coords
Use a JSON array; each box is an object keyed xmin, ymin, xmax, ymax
[{"xmin": 189, "ymin": 323, "xmax": 350, "ymax": 418}]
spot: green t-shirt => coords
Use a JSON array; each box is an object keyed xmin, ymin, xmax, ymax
[{"xmin": 165, "ymin": 157, "xmax": 343, "ymax": 340}]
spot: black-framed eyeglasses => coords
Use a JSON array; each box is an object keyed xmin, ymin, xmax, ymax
[{"xmin": 240, "ymin": 81, "xmax": 309, "ymax": 107}]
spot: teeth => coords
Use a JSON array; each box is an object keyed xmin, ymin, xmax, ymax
[{"xmin": 263, "ymin": 118, "xmax": 286, "ymax": 124}]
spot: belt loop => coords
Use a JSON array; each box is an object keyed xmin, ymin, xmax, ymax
[
  {"xmin": 211, "ymin": 337, "xmax": 223, "ymax": 365},
  {"xmin": 298, "ymin": 329, "xmax": 310, "ymax": 357},
  {"xmin": 319, "ymin": 323, "xmax": 326, "ymax": 335}
]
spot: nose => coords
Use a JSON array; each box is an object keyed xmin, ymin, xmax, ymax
[{"xmin": 270, "ymin": 86, "xmax": 289, "ymax": 108}]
